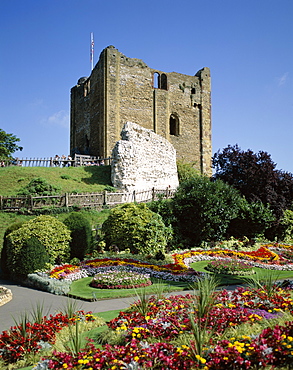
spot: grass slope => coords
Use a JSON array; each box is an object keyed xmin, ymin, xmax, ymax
[
  {"xmin": 0, "ymin": 165, "xmax": 112, "ymax": 196},
  {"xmin": 0, "ymin": 166, "xmax": 113, "ymax": 249}
]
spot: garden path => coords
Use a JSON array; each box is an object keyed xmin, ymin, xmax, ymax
[
  {"xmin": 0, "ymin": 279, "xmax": 240, "ymax": 334},
  {"xmin": 0, "ymin": 279, "xmax": 142, "ymax": 333}
]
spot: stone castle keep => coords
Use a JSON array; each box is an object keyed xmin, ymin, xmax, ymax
[{"xmin": 70, "ymin": 46, "xmax": 212, "ymax": 176}]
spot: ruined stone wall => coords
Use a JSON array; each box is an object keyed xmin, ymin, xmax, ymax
[
  {"xmin": 111, "ymin": 122, "xmax": 179, "ymax": 191},
  {"xmin": 70, "ymin": 46, "xmax": 212, "ymax": 176}
]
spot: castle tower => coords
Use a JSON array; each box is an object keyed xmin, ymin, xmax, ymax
[{"xmin": 70, "ymin": 46, "xmax": 212, "ymax": 176}]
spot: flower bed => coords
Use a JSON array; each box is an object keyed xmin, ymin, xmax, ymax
[
  {"xmin": 48, "ymin": 257, "xmax": 199, "ymax": 284},
  {"xmin": 0, "ymin": 310, "xmax": 99, "ymax": 365},
  {"xmin": 41, "ymin": 243, "xmax": 293, "ymax": 297},
  {"xmin": 33, "ymin": 284, "xmax": 293, "ymax": 369},
  {"xmin": 174, "ymin": 244, "xmax": 293, "ymax": 272},
  {"xmin": 90, "ymin": 268, "xmax": 152, "ymax": 289},
  {"xmin": 205, "ymin": 259, "xmax": 255, "ymax": 275}
]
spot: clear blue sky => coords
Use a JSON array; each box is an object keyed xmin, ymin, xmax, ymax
[{"xmin": 1, "ymin": 0, "xmax": 292, "ymax": 172}]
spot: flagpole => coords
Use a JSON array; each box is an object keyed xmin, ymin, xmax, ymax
[{"xmin": 90, "ymin": 32, "xmax": 94, "ymax": 71}]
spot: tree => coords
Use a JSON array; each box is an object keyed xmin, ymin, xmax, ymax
[
  {"xmin": 172, "ymin": 175, "xmax": 243, "ymax": 246},
  {"xmin": 212, "ymin": 145, "xmax": 293, "ymax": 220},
  {"xmin": 0, "ymin": 128, "xmax": 23, "ymax": 159}
]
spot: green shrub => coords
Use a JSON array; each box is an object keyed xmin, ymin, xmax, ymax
[
  {"xmin": 227, "ymin": 199, "xmax": 275, "ymax": 239},
  {"xmin": 101, "ymin": 203, "xmax": 172, "ymax": 256},
  {"xmin": 0, "ymin": 222, "xmax": 24, "ymax": 277},
  {"xmin": 172, "ymin": 175, "xmax": 243, "ymax": 246},
  {"xmin": 277, "ymin": 209, "xmax": 293, "ymax": 242},
  {"xmin": 63, "ymin": 212, "xmax": 93, "ymax": 260},
  {"xmin": 27, "ymin": 273, "xmax": 71, "ymax": 295},
  {"xmin": 17, "ymin": 177, "xmax": 60, "ymax": 196},
  {"xmin": 147, "ymin": 198, "xmax": 175, "ymax": 226},
  {"xmin": 7, "ymin": 215, "xmax": 71, "ymax": 274},
  {"xmin": 12, "ymin": 237, "xmax": 50, "ymax": 276},
  {"xmin": 177, "ymin": 160, "xmax": 199, "ymax": 182}
]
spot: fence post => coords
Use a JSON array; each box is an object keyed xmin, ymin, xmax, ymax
[
  {"xmin": 65, "ymin": 193, "xmax": 69, "ymax": 207},
  {"xmin": 0, "ymin": 196, "xmax": 2, "ymax": 210},
  {"xmin": 30, "ymin": 195, "xmax": 33, "ymax": 210},
  {"xmin": 133, "ymin": 190, "xmax": 136, "ymax": 203},
  {"xmin": 152, "ymin": 187, "xmax": 155, "ymax": 201},
  {"xmin": 103, "ymin": 190, "xmax": 107, "ymax": 206}
]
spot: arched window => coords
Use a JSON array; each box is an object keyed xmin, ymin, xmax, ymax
[
  {"xmin": 153, "ymin": 72, "xmax": 168, "ymax": 90},
  {"xmin": 161, "ymin": 73, "xmax": 168, "ymax": 90},
  {"xmin": 153, "ymin": 72, "xmax": 160, "ymax": 89},
  {"xmin": 169, "ymin": 114, "xmax": 180, "ymax": 136}
]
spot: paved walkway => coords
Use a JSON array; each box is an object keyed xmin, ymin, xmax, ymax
[
  {"xmin": 0, "ymin": 279, "xmax": 141, "ymax": 333},
  {"xmin": 0, "ymin": 279, "xmax": 240, "ymax": 334}
]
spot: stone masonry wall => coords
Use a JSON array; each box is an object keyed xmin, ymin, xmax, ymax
[
  {"xmin": 111, "ymin": 122, "xmax": 179, "ymax": 191},
  {"xmin": 70, "ymin": 46, "xmax": 212, "ymax": 176}
]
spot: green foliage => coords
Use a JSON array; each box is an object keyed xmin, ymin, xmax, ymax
[
  {"xmin": 172, "ymin": 175, "xmax": 243, "ymax": 246},
  {"xmin": 213, "ymin": 144, "xmax": 293, "ymax": 221},
  {"xmin": 227, "ymin": 199, "xmax": 275, "ymax": 239},
  {"xmin": 177, "ymin": 160, "xmax": 199, "ymax": 182},
  {"xmin": 63, "ymin": 212, "xmax": 93, "ymax": 260},
  {"xmin": 147, "ymin": 198, "xmax": 175, "ymax": 227},
  {"xmin": 101, "ymin": 203, "xmax": 172, "ymax": 255},
  {"xmin": 7, "ymin": 215, "xmax": 71, "ymax": 274},
  {"xmin": 17, "ymin": 177, "xmax": 60, "ymax": 196},
  {"xmin": 0, "ymin": 222, "xmax": 24, "ymax": 277},
  {"xmin": 13, "ymin": 237, "xmax": 50, "ymax": 276},
  {"xmin": 27, "ymin": 273, "xmax": 71, "ymax": 295},
  {"xmin": 0, "ymin": 128, "xmax": 23, "ymax": 159},
  {"xmin": 277, "ymin": 209, "xmax": 293, "ymax": 242}
]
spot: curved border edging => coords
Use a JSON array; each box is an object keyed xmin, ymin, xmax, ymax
[{"xmin": 0, "ymin": 286, "xmax": 13, "ymax": 306}]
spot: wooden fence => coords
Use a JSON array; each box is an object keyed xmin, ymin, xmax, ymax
[
  {"xmin": 0, "ymin": 187, "xmax": 176, "ymax": 212},
  {"xmin": 0, "ymin": 154, "xmax": 112, "ymax": 168}
]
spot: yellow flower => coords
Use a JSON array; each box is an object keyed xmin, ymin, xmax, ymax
[{"xmin": 195, "ymin": 354, "xmax": 206, "ymax": 364}]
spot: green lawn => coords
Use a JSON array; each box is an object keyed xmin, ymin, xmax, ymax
[
  {"xmin": 68, "ymin": 262, "xmax": 293, "ymax": 301},
  {"xmin": 190, "ymin": 261, "xmax": 293, "ymax": 285},
  {"xmin": 69, "ymin": 277, "xmax": 190, "ymax": 300}
]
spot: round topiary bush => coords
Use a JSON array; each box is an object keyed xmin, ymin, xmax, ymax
[
  {"xmin": 6, "ymin": 215, "xmax": 71, "ymax": 276},
  {"xmin": 101, "ymin": 203, "xmax": 172, "ymax": 256},
  {"xmin": 63, "ymin": 212, "xmax": 93, "ymax": 260},
  {"xmin": 13, "ymin": 237, "xmax": 50, "ymax": 276},
  {"xmin": 1, "ymin": 222, "xmax": 24, "ymax": 277}
]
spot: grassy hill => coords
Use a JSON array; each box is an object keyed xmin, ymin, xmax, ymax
[
  {"xmin": 0, "ymin": 166, "xmax": 113, "ymax": 250},
  {"xmin": 0, "ymin": 165, "xmax": 113, "ymax": 196}
]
